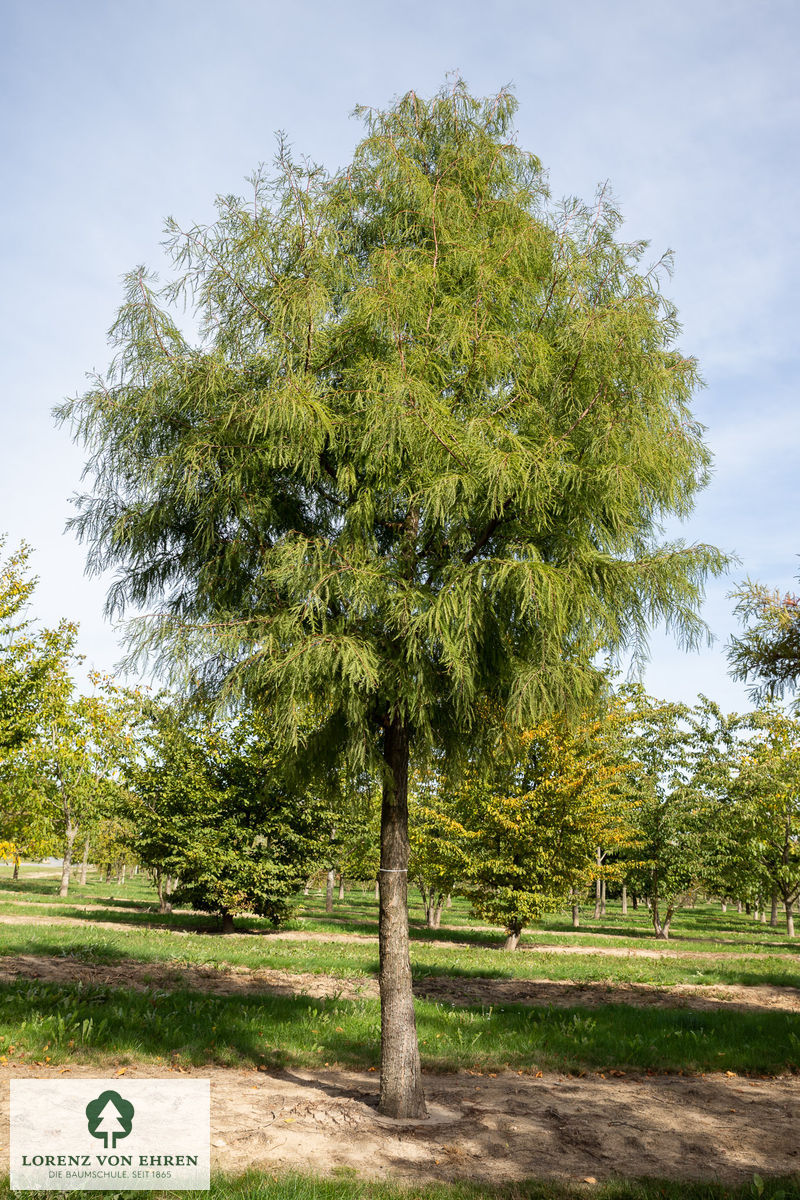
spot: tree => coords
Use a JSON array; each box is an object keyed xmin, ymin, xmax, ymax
[
  {"xmin": 616, "ymin": 688, "xmax": 725, "ymax": 939},
  {"xmin": 416, "ymin": 710, "xmax": 630, "ymax": 948},
  {"xmin": 725, "ymin": 707, "xmax": 800, "ymax": 936},
  {"xmin": 124, "ymin": 700, "xmax": 331, "ymax": 930},
  {"xmin": 729, "ymin": 575, "xmax": 800, "ymax": 709},
  {"xmin": 57, "ymin": 81, "xmax": 726, "ymax": 1116}
]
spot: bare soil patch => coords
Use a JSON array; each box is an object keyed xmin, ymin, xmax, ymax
[
  {"xmin": 2, "ymin": 953, "xmax": 800, "ymax": 1015},
  {"xmin": 1, "ymin": 1062, "xmax": 798, "ymax": 1186}
]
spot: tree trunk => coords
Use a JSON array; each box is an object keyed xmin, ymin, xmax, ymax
[
  {"xmin": 593, "ymin": 847, "xmax": 602, "ymax": 918},
  {"xmin": 632, "ymin": 894, "xmax": 638, "ymax": 910},
  {"xmin": 326, "ymin": 869, "xmax": 335, "ymax": 913},
  {"xmin": 221, "ymin": 912, "xmax": 235, "ymax": 934},
  {"xmin": 621, "ymin": 885, "xmax": 627, "ymax": 915},
  {"xmin": 378, "ymin": 717, "xmax": 426, "ymax": 1118},
  {"xmin": 105, "ymin": 864, "xmax": 112, "ymax": 883},
  {"xmin": 721, "ymin": 901, "xmax": 727, "ymax": 912},
  {"xmin": 786, "ymin": 900, "xmax": 794, "ymax": 938},
  {"xmin": 745, "ymin": 901, "xmax": 751, "ymax": 915},
  {"xmin": 425, "ymin": 895, "xmax": 444, "ymax": 929},
  {"xmin": 503, "ymin": 927, "xmax": 521, "ymax": 951},
  {"xmin": 600, "ymin": 878, "xmax": 606, "ymax": 917},
  {"xmin": 374, "ymin": 878, "xmax": 380, "ymax": 901},
  {"xmin": 571, "ymin": 903, "xmax": 580, "ymax": 928},
  {"xmin": 771, "ymin": 887, "xmax": 778, "ymax": 927},
  {"xmin": 59, "ymin": 824, "xmax": 78, "ymax": 897},
  {"xmin": 12, "ymin": 856, "xmax": 19, "ymax": 881},
  {"xmin": 79, "ymin": 835, "xmax": 90, "ymax": 886},
  {"xmin": 654, "ymin": 919, "xmax": 671, "ymax": 940},
  {"xmin": 737, "ymin": 900, "xmax": 742, "ymax": 913},
  {"xmin": 338, "ymin": 875, "xmax": 345, "ymax": 901},
  {"xmin": 156, "ymin": 868, "xmax": 171, "ymax": 914},
  {"xmin": 445, "ymin": 894, "xmax": 452, "ymax": 908}
]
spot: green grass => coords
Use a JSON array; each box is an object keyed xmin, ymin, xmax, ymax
[
  {"xmin": 3, "ymin": 869, "xmax": 798, "ymax": 957},
  {"xmin": 1, "ymin": 977, "xmax": 798, "ymax": 1075},
  {"xmin": 3, "ymin": 919, "xmax": 800, "ymax": 991},
  {"xmin": 1, "ymin": 1169, "xmax": 799, "ymax": 1200}
]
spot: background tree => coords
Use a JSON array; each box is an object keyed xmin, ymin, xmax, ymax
[
  {"xmin": 729, "ymin": 575, "xmax": 800, "ymax": 709},
  {"xmin": 125, "ymin": 701, "xmax": 331, "ymax": 931},
  {"xmin": 58, "ymin": 81, "xmax": 726, "ymax": 1116},
  {"xmin": 422, "ymin": 711, "xmax": 628, "ymax": 948},
  {"xmin": 725, "ymin": 707, "xmax": 800, "ymax": 936},
  {"xmin": 617, "ymin": 688, "xmax": 721, "ymax": 939}
]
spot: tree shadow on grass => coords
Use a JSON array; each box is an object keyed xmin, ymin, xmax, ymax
[{"xmin": 0, "ymin": 977, "xmax": 799, "ymax": 1077}]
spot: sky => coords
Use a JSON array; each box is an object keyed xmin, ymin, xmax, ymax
[{"xmin": 1, "ymin": 0, "xmax": 798, "ymax": 713}]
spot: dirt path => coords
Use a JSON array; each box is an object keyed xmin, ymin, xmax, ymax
[
  {"xmin": 1, "ymin": 1062, "xmax": 798, "ymax": 1186},
  {"xmin": 2, "ymin": 952, "xmax": 800, "ymax": 1015}
]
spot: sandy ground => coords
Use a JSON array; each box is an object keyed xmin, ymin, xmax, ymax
[
  {"xmin": 2, "ymin": 952, "xmax": 800, "ymax": 1015},
  {"xmin": 1, "ymin": 1062, "xmax": 799, "ymax": 1186}
]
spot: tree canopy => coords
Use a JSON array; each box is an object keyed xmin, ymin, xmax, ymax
[
  {"xmin": 57, "ymin": 79, "xmax": 726, "ymax": 1116},
  {"xmin": 728, "ymin": 574, "xmax": 800, "ymax": 709}
]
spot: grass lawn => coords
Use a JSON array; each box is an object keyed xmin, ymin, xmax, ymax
[
  {"xmin": 2, "ymin": 866, "xmax": 800, "ymax": 1197},
  {"xmin": 2, "ymin": 1169, "xmax": 799, "ymax": 1200}
]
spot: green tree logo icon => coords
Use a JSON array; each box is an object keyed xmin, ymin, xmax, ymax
[{"xmin": 85, "ymin": 1090, "xmax": 135, "ymax": 1149}]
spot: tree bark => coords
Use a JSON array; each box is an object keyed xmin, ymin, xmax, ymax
[
  {"xmin": 221, "ymin": 912, "xmax": 235, "ymax": 934},
  {"xmin": 721, "ymin": 901, "xmax": 726, "ymax": 912},
  {"xmin": 338, "ymin": 875, "xmax": 345, "ymax": 901},
  {"xmin": 593, "ymin": 847, "xmax": 602, "ymax": 918},
  {"xmin": 374, "ymin": 878, "xmax": 380, "ymax": 901},
  {"xmin": 156, "ymin": 867, "xmax": 172, "ymax": 914},
  {"xmin": 621, "ymin": 885, "xmax": 627, "ymax": 915},
  {"xmin": 632, "ymin": 894, "xmax": 638, "ymax": 910},
  {"xmin": 571, "ymin": 903, "xmax": 580, "ymax": 928},
  {"xmin": 79, "ymin": 835, "xmax": 90, "ymax": 886},
  {"xmin": 600, "ymin": 878, "xmax": 606, "ymax": 917},
  {"xmin": 786, "ymin": 900, "xmax": 794, "ymax": 938},
  {"xmin": 503, "ymin": 928, "xmax": 521, "ymax": 951},
  {"xmin": 771, "ymin": 887, "xmax": 778, "ymax": 927},
  {"xmin": 59, "ymin": 824, "xmax": 78, "ymax": 897},
  {"xmin": 12, "ymin": 856, "xmax": 19, "ymax": 881},
  {"xmin": 425, "ymin": 895, "xmax": 444, "ymax": 928},
  {"xmin": 326, "ymin": 869, "xmax": 335, "ymax": 913},
  {"xmin": 378, "ymin": 717, "xmax": 426, "ymax": 1118},
  {"xmin": 445, "ymin": 894, "xmax": 452, "ymax": 908}
]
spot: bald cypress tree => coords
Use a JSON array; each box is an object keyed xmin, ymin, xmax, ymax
[{"xmin": 57, "ymin": 80, "xmax": 725, "ymax": 1117}]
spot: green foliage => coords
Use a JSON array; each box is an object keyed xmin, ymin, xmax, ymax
[
  {"xmin": 57, "ymin": 79, "xmax": 726, "ymax": 773},
  {"xmin": 412, "ymin": 707, "xmax": 632, "ymax": 942},
  {"xmin": 729, "ymin": 576, "xmax": 800, "ymax": 709},
  {"xmin": 726, "ymin": 707, "xmax": 800, "ymax": 921},
  {"xmin": 616, "ymin": 688, "xmax": 717, "ymax": 937},
  {"xmin": 124, "ymin": 700, "xmax": 332, "ymax": 926}
]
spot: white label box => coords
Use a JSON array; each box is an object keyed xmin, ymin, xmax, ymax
[{"xmin": 10, "ymin": 1079, "xmax": 210, "ymax": 1190}]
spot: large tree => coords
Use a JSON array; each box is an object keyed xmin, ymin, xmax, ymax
[{"xmin": 57, "ymin": 81, "xmax": 725, "ymax": 1116}]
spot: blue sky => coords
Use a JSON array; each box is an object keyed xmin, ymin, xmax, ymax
[{"xmin": 1, "ymin": 0, "xmax": 797, "ymax": 713}]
